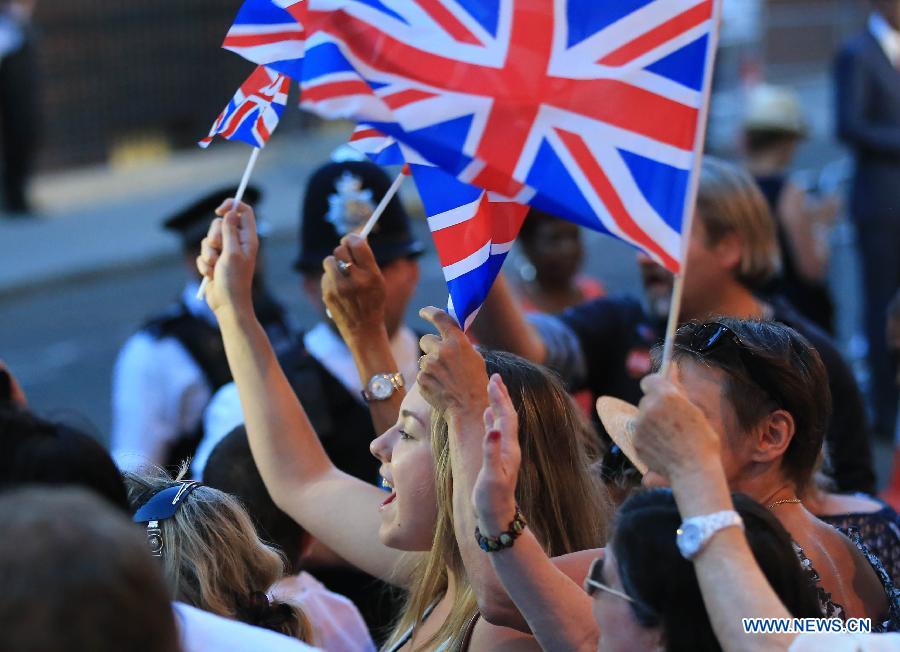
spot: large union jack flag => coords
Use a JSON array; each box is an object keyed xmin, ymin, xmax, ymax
[
  {"xmin": 305, "ymin": 0, "xmax": 721, "ymax": 327},
  {"xmin": 200, "ymin": 65, "xmax": 291, "ymax": 149},
  {"xmin": 300, "ymin": 0, "xmax": 720, "ymax": 268},
  {"xmin": 214, "ymin": 0, "xmax": 721, "ymax": 328}
]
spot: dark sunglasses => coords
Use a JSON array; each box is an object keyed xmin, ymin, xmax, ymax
[
  {"xmin": 584, "ymin": 556, "xmax": 637, "ymax": 603},
  {"xmin": 681, "ymin": 322, "xmax": 782, "ymax": 408}
]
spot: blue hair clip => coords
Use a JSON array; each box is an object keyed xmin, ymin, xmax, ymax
[{"xmin": 133, "ymin": 481, "xmax": 201, "ymax": 557}]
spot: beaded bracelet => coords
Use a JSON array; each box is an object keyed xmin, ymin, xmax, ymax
[{"xmin": 475, "ymin": 506, "xmax": 527, "ymax": 552}]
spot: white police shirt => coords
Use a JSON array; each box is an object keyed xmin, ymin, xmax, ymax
[{"xmin": 111, "ymin": 282, "xmax": 216, "ymax": 472}]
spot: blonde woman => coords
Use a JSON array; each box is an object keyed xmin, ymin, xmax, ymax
[
  {"xmin": 126, "ymin": 467, "xmax": 315, "ymax": 644},
  {"xmin": 195, "ymin": 199, "xmax": 611, "ymax": 650}
]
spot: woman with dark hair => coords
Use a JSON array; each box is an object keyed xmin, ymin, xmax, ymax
[
  {"xmin": 453, "ymin": 372, "xmax": 820, "ymax": 652},
  {"xmin": 640, "ymin": 319, "xmax": 898, "ymax": 627},
  {"xmin": 594, "ymin": 490, "xmax": 822, "ymax": 652},
  {"xmin": 0, "ymin": 406, "xmax": 130, "ymax": 512},
  {"xmin": 511, "ymin": 208, "xmax": 604, "ymax": 315}
]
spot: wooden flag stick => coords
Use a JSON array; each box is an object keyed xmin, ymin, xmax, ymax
[
  {"xmin": 658, "ymin": 0, "xmax": 722, "ymax": 378},
  {"xmin": 197, "ymin": 146, "xmax": 261, "ymax": 300},
  {"xmin": 357, "ymin": 166, "xmax": 408, "ymax": 238}
]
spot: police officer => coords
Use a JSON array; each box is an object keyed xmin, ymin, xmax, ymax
[{"xmin": 111, "ymin": 186, "xmax": 291, "ymax": 472}]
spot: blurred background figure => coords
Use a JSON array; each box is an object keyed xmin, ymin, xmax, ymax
[
  {"xmin": 510, "ymin": 208, "xmax": 605, "ymax": 416},
  {"xmin": 111, "ymin": 187, "xmax": 291, "ymax": 473},
  {"xmin": 835, "ymin": 0, "xmax": 900, "ymax": 439},
  {"xmin": 0, "ymin": 0, "xmax": 38, "ymax": 216},
  {"xmin": 0, "ymin": 405, "xmax": 131, "ymax": 513},
  {"xmin": 743, "ymin": 83, "xmax": 839, "ymax": 334},
  {"xmin": 511, "ymin": 208, "xmax": 605, "ymax": 315}
]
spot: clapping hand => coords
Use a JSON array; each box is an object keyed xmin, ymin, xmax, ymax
[{"xmin": 472, "ymin": 374, "xmax": 521, "ymax": 534}]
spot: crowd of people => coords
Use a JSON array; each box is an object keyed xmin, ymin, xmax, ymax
[{"xmin": 1, "ymin": 2, "xmax": 900, "ymax": 650}]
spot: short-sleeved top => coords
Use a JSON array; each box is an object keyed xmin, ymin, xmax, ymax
[{"xmin": 533, "ymin": 294, "xmax": 877, "ymax": 495}]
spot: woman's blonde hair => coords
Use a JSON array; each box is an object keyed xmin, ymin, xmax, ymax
[
  {"xmin": 384, "ymin": 350, "xmax": 613, "ymax": 650},
  {"xmin": 125, "ymin": 466, "xmax": 314, "ymax": 644},
  {"xmin": 696, "ymin": 157, "xmax": 781, "ymax": 290}
]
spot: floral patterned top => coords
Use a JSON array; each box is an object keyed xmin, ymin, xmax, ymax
[
  {"xmin": 793, "ymin": 528, "xmax": 900, "ymax": 632},
  {"xmin": 819, "ymin": 499, "xmax": 900, "ymax": 586}
]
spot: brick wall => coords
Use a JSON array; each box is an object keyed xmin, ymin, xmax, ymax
[
  {"xmin": 763, "ymin": 0, "xmax": 865, "ymax": 80},
  {"xmin": 33, "ymin": 1, "xmax": 264, "ymax": 169}
]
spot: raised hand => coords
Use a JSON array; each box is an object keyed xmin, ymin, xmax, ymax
[
  {"xmin": 417, "ymin": 306, "xmax": 489, "ymax": 418},
  {"xmin": 196, "ymin": 199, "xmax": 259, "ymax": 317},
  {"xmin": 473, "ymin": 374, "xmax": 521, "ymax": 534},
  {"xmin": 633, "ymin": 373, "xmax": 721, "ymax": 483},
  {"xmin": 322, "ymin": 234, "xmax": 387, "ymax": 340}
]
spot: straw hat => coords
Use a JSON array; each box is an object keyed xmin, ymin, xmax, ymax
[
  {"xmin": 595, "ymin": 396, "xmax": 649, "ymax": 475},
  {"xmin": 743, "ymin": 84, "xmax": 807, "ymax": 137}
]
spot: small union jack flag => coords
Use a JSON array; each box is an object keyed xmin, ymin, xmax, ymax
[{"xmin": 199, "ymin": 65, "xmax": 291, "ymax": 149}]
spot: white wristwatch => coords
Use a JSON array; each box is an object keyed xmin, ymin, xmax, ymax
[
  {"xmin": 676, "ymin": 510, "xmax": 744, "ymax": 560},
  {"xmin": 362, "ymin": 372, "xmax": 405, "ymax": 402}
]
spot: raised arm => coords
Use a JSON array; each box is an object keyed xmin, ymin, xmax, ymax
[
  {"xmin": 197, "ymin": 201, "xmax": 416, "ymax": 587},
  {"xmin": 417, "ymin": 307, "xmax": 597, "ymax": 637},
  {"xmin": 634, "ymin": 375, "xmax": 795, "ymax": 652},
  {"xmin": 471, "ymin": 374, "xmax": 599, "ymax": 651},
  {"xmin": 322, "ymin": 234, "xmax": 404, "ymax": 435}
]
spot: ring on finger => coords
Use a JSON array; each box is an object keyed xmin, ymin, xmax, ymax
[
  {"xmin": 418, "ymin": 355, "xmax": 427, "ymax": 371},
  {"xmin": 337, "ymin": 259, "xmax": 353, "ymax": 276}
]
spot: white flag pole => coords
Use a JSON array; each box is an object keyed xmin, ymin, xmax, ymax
[
  {"xmin": 197, "ymin": 146, "xmax": 261, "ymax": 300},
  {"xmin": 357, "ymin": 166, "xmax": 408, "ymax": 238},
  {"xmin": 658, "ymin": 0, "xmax": 723, "ymax": 378},
  {"xmin": 324, "ymin": 167, "xmax": 409, "ymax": 321}
]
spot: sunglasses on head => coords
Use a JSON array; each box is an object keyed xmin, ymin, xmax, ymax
[
  {"xmin": 133, "ymin": 481, "xmax": 201, "ymax": 557},
  {"xmin": 584, "ymin": 556, "xmax": 637, "ymax": 604},
  {"xmin": 680, "ymin": 321, "xmax": 782, "ymax": 408}
]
